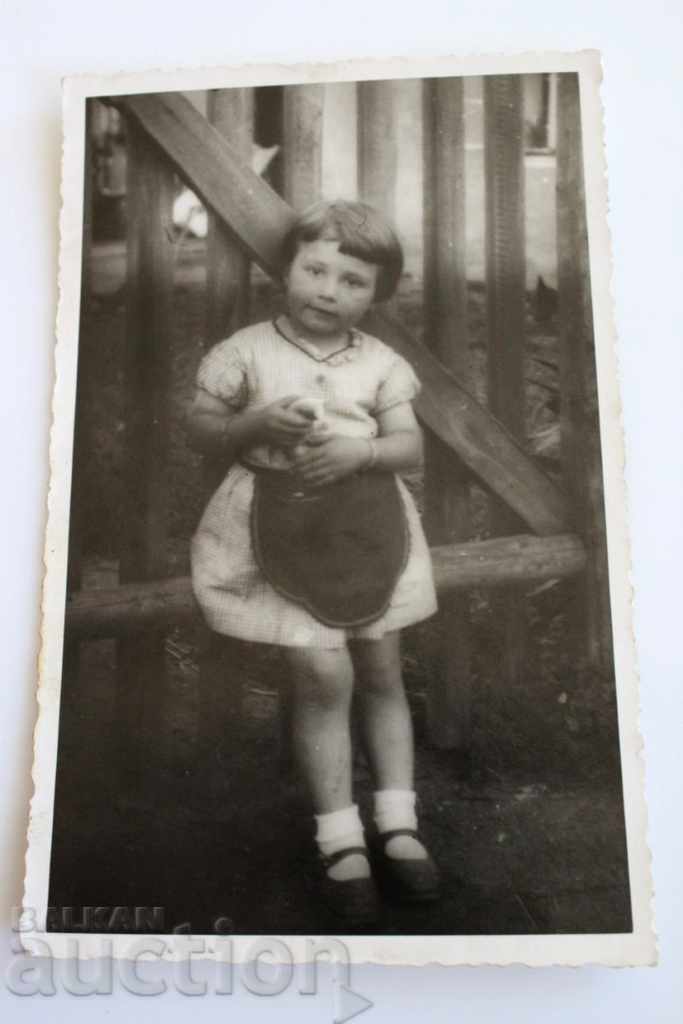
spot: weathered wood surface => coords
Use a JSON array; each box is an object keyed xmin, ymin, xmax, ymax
[
  {"xmin": 118, "ymin": 92, "xmax": 566, "ymax": 535},
  {"xmin": 357, "ymin": 80, "xmax": 399, "ymax": 316},
  {"xmin": 432, "ymin": 533, "xmax": 585, "ymax": 591},
  {"xmin": 484, "ymin": 75, "xmax": 527, "ymax": 685},
  {"xmin": 365, "ymin": 309, "xmax": 566, "ymax": 535},
  {"xmin": 118, "ymin": 92, "xmax": 296, "ymax": 272},
  {"xmin": 357, "ymin": 80, "xmax": 397, "ymax": 218},
  {"xmin": 202, "ymin": 89, "xmax": 256, "ymax": 758},
  {"xmin": 557, "ymin": 73, "xmax": 614, "ymax": 674},
  {"xmin": 204, "ymin": 89, "xmax": 253, "ymax": 498},
  {"xmin": 117, "ymin": 120, "xmax": 175, "ymax": 775},
  {"xmin": 484, "ymin": 76, "xmax": 526, "ymax": 448},
  {"xmin": 120, "ymin": 125, "xmax": 174, "ymax": 582},
  {"xmin": 66, "ymin": 535, "xmax": 586, "ymax": 640},
  {"xmin": 422, "ymin": 76, "xmax": 471, "ymax": 750},
  {"xmin": 206, "ymin": 88, "xmax": 253, "ymax": 343},
  {"xmin": 283, "ymin": 84, "xmax": 324, "ymax": 211}
]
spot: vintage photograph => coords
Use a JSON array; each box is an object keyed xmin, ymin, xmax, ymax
[{"xmin": 25, "ymin": 53, "xmax": 654, "ymax": 965}]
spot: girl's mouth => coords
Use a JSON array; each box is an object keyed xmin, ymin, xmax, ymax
[{"xmin": 308, "ymin": 306, "xmax": 337, "ymax": 318}]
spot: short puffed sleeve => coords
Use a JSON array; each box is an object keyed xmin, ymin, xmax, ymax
[
  {"xmin": 196, "ymin": 337, "xmax": 249, "ymax": 410},
  {"xmin": 374, "ymin": 353, "xmax": 421, "ymax": 413}
]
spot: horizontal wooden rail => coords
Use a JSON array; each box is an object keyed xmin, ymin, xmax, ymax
[
  {"xmin": 65, "ymin": 534, "xmax": 585, "ymax": 640},
  {"xmin": 117, "ymin": 93, "xmax": 566, "ymax": 536},
  {"xmin": 431, "ymin": 533, "xmax": 585, "ymax": 591}
]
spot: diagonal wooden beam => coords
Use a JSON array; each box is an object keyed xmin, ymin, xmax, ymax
[
  {"xmin": 363, "ymin": 309, "xmax": 566, "ymax": 534},
  {"xmin": 117, "ymin": 92, "xmax": 566, "ymax": 535}
]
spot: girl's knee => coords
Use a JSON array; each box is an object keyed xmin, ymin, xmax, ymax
[
  {"xmin": 287, "ymin": 646, "xmax": 354, "ymax": 709},
  {"xmin": 350, "ymin": 637, "xmax": 405, "ymax": 698}
]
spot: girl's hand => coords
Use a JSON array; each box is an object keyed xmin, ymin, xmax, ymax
[
  {"xmin": 293, "ymin": 435, "xmax": 370, "ymax": 487},
  {"xmin": 256, "ymin": 396, "xmax": 316, "ymax": 445}
]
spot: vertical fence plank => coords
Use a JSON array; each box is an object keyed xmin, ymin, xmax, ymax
[
  {"xmin": 484, "ymin": 75, "xmax": 527, "ymax": 685},
  {"xmin": 283, "ymin": 84, "xmax": 324, "ymax": 210},
  {"xmin": 357, "ymin": 80, "xmax": 397, "ymax": 216},
  {"xmin": 357, "ymin": 80, "xmax": 399, "ymax": 315},
  {"xmin": 205, "ymin": 89, "xmax": 254, "ymax": 492},
  {"xmin": 206, "ymin": 88, "xmax": 253, "ymax": 344},
  {"xmin": 356, "ymin": 78, "xmax": 400, "ymax": 768},
  {"xmin": 117, "ymin": 120, "xmax": 175, "ymax": 782},
  {"xmin": 200, "ymin": 89, "xmax": 255, "ymax": 778},
  {"xmin": 556, "ymin": 73, "xmax": 614, "ymax": 674},
  {"xmin": 422, "ymin": 77, "xmax": 472, "ymax": 751}
]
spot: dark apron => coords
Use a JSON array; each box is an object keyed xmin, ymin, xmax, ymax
[{"xmin": 246, "ymin": 463, "xmax": 409, "ymax": 628}]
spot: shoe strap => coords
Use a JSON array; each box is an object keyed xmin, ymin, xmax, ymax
[
  {"xmin": 380, "ymin": 828, "xmax": 419, "ymax": 843},
  {"xmin": 321, "ymin": 845, "xmax": 369, "ymax": 869}
]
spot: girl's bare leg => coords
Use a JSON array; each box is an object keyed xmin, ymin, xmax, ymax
[
  {"xmin": 350, "ymin": 632, "xmax": 413, "ymax": 790},
  {"xmin": 351, "ymin": 632, "xmax": 427, "ymax": 860},
  {"xmin": 286, "ymin": 645, "xmax": 369, "ymax": 880},
  {"xmin": 286, "ymin": 646, "xmax": 355, "ymax": 812}
]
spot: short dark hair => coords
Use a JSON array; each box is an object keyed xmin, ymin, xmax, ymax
[{"xmin": 280, "ymin": 199, "xmax": 404, "ymax": 302}]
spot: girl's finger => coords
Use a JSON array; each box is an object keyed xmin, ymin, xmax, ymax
[
  {"xmin": 295, "ymin": 447, "xmax": 327, "ymax": 466},
  {"xmin": 305, "ymin": 473, "xmax": 334, "ymax": 488},
  {"xmin": 278, "ymin": 395, "xmax": 302, "ymax": 408},
  {"xmin": 298, "ymin": 464, "xmax": 330, "ymax": 483},
  {"xmin": 282, "ymin": 413, "xmax": 312, "ymax": 430},
  {"xmin": 303, "ymin": 433, "xmax": 330, "ymax": 448},
  {"xmin": 279, "ymin": 419, "xmax": 310, "ymax": 435}
]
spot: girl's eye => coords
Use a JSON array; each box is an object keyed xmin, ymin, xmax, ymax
[{"xmin": 306, "ymin": 265, "xmax": 324, "ymax": 277}]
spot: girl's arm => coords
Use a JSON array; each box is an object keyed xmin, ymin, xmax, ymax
[
  {"xmin": 371, "ymin": 401, "xmax": 424, "ymax": 472},
  {"xmin": 185, "ymin": 388, "xmax": 313, "ymax": 457}
]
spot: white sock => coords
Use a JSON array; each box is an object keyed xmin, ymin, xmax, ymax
[
  {"xmin": 373, "ymin": 789, "xmax": 427, "ymax": 861},
  {"xmin": 314, "ymin": 805, "xmax": 370, "ymax": 881}
]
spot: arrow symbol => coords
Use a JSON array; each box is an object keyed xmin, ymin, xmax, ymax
[{"xmin": 334, "ymin": 982, "xmax": 374, "ymax": 1023}]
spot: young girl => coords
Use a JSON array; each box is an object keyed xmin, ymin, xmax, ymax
[{"xmin": 188, "ymin": 199, "xmax": 440, "ymax": 924}]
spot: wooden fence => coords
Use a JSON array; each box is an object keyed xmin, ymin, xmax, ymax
[{"xmin": 65, "ymin": 75, "xmax": 610, "ymax": 763}]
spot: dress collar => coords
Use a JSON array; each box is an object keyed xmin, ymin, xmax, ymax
[{"xmin": 272, "ymin": 317, "xmax": 363, "ymax": 366}]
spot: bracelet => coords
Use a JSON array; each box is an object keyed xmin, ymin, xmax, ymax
[{"xmin": 363, "ymin": 438, "xmax": 378, "ymax": 471}]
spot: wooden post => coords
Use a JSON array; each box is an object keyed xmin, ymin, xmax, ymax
[
  {"xmin": 484, "ymin": 75, "xmax": 527, "ymax": 685},
  {"xmin": 547, "ymin": 74, "xmax": 558, "ymax": 152},
  {"xmin": 556, "ymin": 73, "xmax": 614, "ymax": 675},
  {"xmin": 117, "ymin": 120, "xmax": 175, "ymax": 782},
  {"xmin": 199, "ymin": 89, "xmax": 256, "ymax": 776},
  {"xmin": 357, "ymin": 80, "xmax": 397, "ymax": 214},
  {"xmin": 204, "ymin": 88, "xmax": 254, "ymax": 494},
  {"xmin": 357, "ymin": 80, "xmax": 399, "ymax": 314},
  {"xmin": 206, "ymin": 89, "xmax": 253, "ymax": 344},
  {"xmin": 283, "ymin": 84, "xmax": 324, "ymax": 210},
  {"xmin": 422, "ymin": 77, "xmax": 471, "ymax": 751}
]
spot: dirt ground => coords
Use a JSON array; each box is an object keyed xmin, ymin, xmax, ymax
[{"xmin": 47, "ymin": 241, "xmax": 631, "ymax": 936}]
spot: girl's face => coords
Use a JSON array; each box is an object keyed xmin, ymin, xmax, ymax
[{"xmin": 284, "ymin": 238, "xmax": 380, "ymax": 340}]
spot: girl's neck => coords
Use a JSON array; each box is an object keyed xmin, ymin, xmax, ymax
[{"xmin": 278, "ymin": 314, "xmax": 351, "ymax": 355}]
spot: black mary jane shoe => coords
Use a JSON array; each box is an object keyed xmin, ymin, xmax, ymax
[
  {"xmin": 315, "ymin": 846, "xmax": 381, "ymax": 927},
  {"xmin": 372, "ymin": 828, "xmax": 441, "ymax": 904}
]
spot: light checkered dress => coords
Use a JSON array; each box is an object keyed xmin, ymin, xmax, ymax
[{"xmin": 190, "ymin": 320, "xmax": 438, "ymax": 648}]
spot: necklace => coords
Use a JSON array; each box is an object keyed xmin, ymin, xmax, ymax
[{"xmin": 273, "ymin": 316, "xmax": 360, "ymax": 364}]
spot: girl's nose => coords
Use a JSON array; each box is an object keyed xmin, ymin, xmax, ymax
[{"xmin": 316, "ymin": 276, "xmax": 338, "ymax": 301}]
